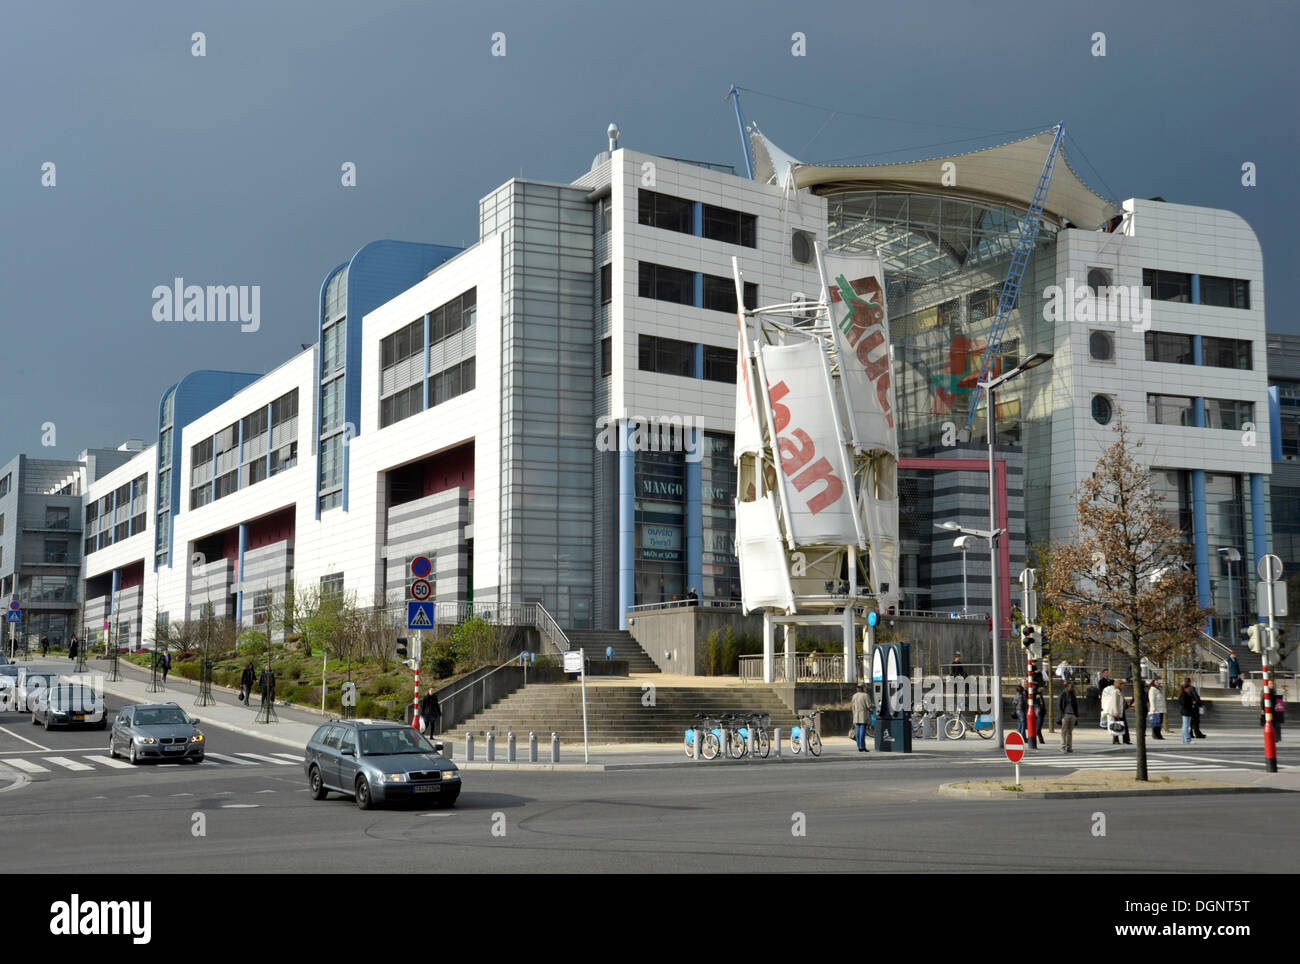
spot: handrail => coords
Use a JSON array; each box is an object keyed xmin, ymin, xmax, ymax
[
  {"xmin": 532, "ymin": 601, "xmax": 569, "ymax": 655},
  {"xmin": 438, "ymin": 657, "xmax": 526, "ymax": 707},
  {"xmin": 1194, "ymin": 629, "xmax": 1233, "ymax": 663}
]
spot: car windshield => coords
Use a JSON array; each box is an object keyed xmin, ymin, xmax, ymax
[
  {"xmin": 359, "ymin": 728, "xmax": 434, "ymax": 755},
  {"xmin": 134, "ymin": 707, "xmax": 190, "ymax": 726}
]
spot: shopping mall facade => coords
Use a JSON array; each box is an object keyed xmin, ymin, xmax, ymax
[{"xmin": 0, "ymin": 125, "xmax": 1273, "ymax": 647}]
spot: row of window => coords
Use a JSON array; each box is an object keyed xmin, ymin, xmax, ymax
[
  {"xmin": 190, "ymin": 390, "xmax": 299, "ymax": 510},
  {"xmin": 637, "ymin": 262, "xmax": 758, "ymax": 313},
  {"xmin": 86, "ymin": 475, "xmax": 148, "ymax": 526},
  {"xmin": 379, "ymin": 357, "xmax": 478, "ymax": 428},
  {"xmin": 1141, "ymin": 269, "xmax": 1251, "ymax": 309},
  {"xmin": 83, "ymin": 514, "xmax": 146, "ymax": 555},
  {"xmin": 637, "ymin": 190, "xmax": 758, "ymax": 248},
  {"xmin": 1142, "ymin": 331, "xmax": 1253, "ymax": 369},
  {"xmin": 382, "ymin": 289, "xmax": 479, "ymax": 370},
  {"xmin": 1145, "ymin": 394, "xmax": 1254, "ymax": 430},
  {"xmin": 635, "ymin": 335, "xmax": 736, "ymax": 382}
]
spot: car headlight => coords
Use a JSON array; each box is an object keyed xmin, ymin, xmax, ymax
[
  {"xmin": 443, "ymin": 771, "xmax": 460, "ymax": 781},
  {"xmin": 190, "ymin": 734, "xmax": 204, "ymax": 742},
  {"xmin": 384, "ymin": 773, "xmax": 408, "ymax": 783},
  {"xmin": 138, "ymin": 737, "xmax": 157, "ymax": 744}
]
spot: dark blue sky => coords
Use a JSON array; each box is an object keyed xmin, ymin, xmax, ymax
[{"xmin": 4, "ymin": 0, "xmax": 1296, "ymax": 457}]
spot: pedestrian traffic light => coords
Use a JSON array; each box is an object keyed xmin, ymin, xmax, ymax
[
  {"xmin": 396, "ymin": 637, "xmax": 409, "ymax": 659},
  {"xmin": 1275, "ymin": 626, "xmax": 1288, "ymax": 660},
  {"xmin": 1245, "ymin": 624, "xmax": 1262, "ymax": 654},
  {"xmin": 1022, "ymin": 623, "xmax": 1037, "ymax": 650}
]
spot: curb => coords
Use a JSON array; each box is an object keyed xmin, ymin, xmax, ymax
[
  {"xmin": 937, "ymin": 780, "xmax": 1291, "ymax": 800},
  {"xmin": 456, "ymin": 762, "xmax": 606, "ymax": 772},
  {"xmin": 0, "ymin": 763, "xmax": 30, "ymax": 794}
]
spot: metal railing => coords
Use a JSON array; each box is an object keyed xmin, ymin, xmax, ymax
[
  {"xmin": 392, "ymin": 599, "xmax": 570, "ymax": 656},
  {"xmin": 739, "ymin": 653, "xmax": 845, "ymax": 682},
  {"xmin": 626, "ymin": 598, "xmax": 743, "ymax": 614}
]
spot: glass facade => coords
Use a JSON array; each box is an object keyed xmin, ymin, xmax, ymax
[
  {"xmin": 701, "ymin": 433, "xmax": 739, "ymax": 602},
  {"xmin": 634, "ymin": 449, "xmax": 685, "ymax": 605}
]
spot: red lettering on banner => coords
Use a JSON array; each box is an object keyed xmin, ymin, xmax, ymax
[
  {"xmin": 765, "ymin": 379, "xmax": 845, "ymax": 517},
  {"xmin": 833, "ymin": 273, "xmax": 895, "ymax": 429}
]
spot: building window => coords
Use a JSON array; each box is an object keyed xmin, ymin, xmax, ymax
[
  {"xmin": 319, "ymin": 490, "xmax": 342, "ymax": 512},
  {"xmin": 1088, "ymin": 331, "xmax": 1114, "ymax": 361},
  {"xmin": 791, "ymin": 230, "xmax": 815, "ymax": 265},
  {"xmin": 1147, "ymin": 394, "xmax": 1194, "ymax": 427},
  {"xmin": 44, "ymin": 539, "xmax": 68, "ymax": 564},
  {"xmin": 321, "ymin": 320, "xmax": 345, "ymax": 376},
  {"xmin": 637, "ymin": 190, "xmax": 694, "ymax": 234},
  {"xmin": 1143, "ymin": 268, "xmax": 1192, "ymax": 303},
  {"xmin": 703, "ymin": 345, "xmax": 737, "ymax": 383},
  {"xmin": 381, "ymin": 318, "xmax": 425, "ymax": 369},
  {"xmin": 324, "ymin": 269, "xmax": 348, "ymax": 322},
  {"xmin": 271, "ymin": 390, "xmax": 299, "ymax": 429},
  {"xmin": 1204, "ymin": 398, "xmax": 1254, "ymax": 432},
  {"xmin": 320, "ymin": 572, "xmax": 344, "ymax": 599},
  {"xmin": 131, "ymin": 512, "xmax": 146, "ymax": 536},
  {"xmin": 270, "ymin": 442, "xmax": 297, "ymax": 476},
  {"xmin": 638, "ymin": 262, "xmax": 694, "ymax": 305},
  {"xmin": 429, "ymin": 289, "xmax": 476, "ymax": 345},
  {"xmin": 0, "ymin": 474, "xmax": 10, "ymax": 497},
  {"xmin": 599, "ymin": 195, "xmax": 612, "ymax": 234},
  {"xmin": 1091, "ymin": 395, "xmax": 1114, "ymax": 426},
  {"xmin": 0, "ymin": 513, "xmax": 4, "ymax": 535},
  {"xmin": 242, "ymin": 406, "xmax": 268, "ymax": 443},
  {"xmin": 600, "ymin": 337, "xmax": 612, "ymax": 378},
  {"xmin": 701, "ymin": 274, "xmax": 758, "ymax": 314},
  {"xmin": 600, "ymin": 263, "xmax": 612, "ymax": 305},
  {"xmin": 639, "ymin": 335, "xmax": 695, "ymax": 378},
  {"xmin": 379, "ymin": 383, "xmax": 424, "ymax": 427},
  {"xmin": 702, "ymin": 203, "xmax": 757, "ymax": 247},
  {"xmin": 252, "ymin": 591, "xmax": 271, "ymax": 625},
  {"xmin": 214, "ymin": 469, "xmax": 238, "ymax": 500},
  {"xmin": 1144, "ymin": 331, "xmax": 1194, "ymax": 365},
  {"xmin": 1202, "ymin": 336, "xmax": 1252, "ymax": 370},
  {"xmin": 319, "ymin": 434, "xmax": 344, "ymax": 494},
  {"xmin": 1200, "ymin": 275, "xmax": 1250, "ymax": 310},
  {"xmin": 428, "ymin": 358, "xmax": 476, "ymax": 408},
  {"xmin": 320, "ymin": 378, "xmax": 345, "ymax": 434}
]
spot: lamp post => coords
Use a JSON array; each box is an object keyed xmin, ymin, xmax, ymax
[
  {"xmin": 954, "ymin": 534, "xmax": 975, "ymax": 613},
  {"xmin": 1218, "ymin": 547, "xmax": 1241, "ymax": 643},
  {"xmin": 972, "ymin": 350, "xmax": 1053, "ymax": 749}
]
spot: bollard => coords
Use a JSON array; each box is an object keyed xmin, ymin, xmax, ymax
[
  {"xmin": 693, "ymin": 727, "xmax": 702, "ymax": 762},
  {"xmin": 550, "ymin": 732, "xmax": 560, "ymax": 763},
  {"xmin": 745, "ymin": 726, "xmax": 753, "ymax": 763},
  {"xmin": 486, "ymin": 730, "xmax": 496, "ymax": 762},
  {"xmin": 773, "ymin": 726, "xmax": 782, "ymax": 758},
  {"xmin": 937, "ymin": 715, "xmax": 948, "ymax": 741},
  {"xmin": 465, "ymin": 732, "xmax": 474, "ymax": 762},
  {"xmin": 507, "ymin": 731, "xmax": 517, "ymax": 762},
  {"xmin": 528, "ymin": 731, "xmax": 538, "ymax": 763}
]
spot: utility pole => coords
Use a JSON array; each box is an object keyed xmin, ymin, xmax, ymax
[{"xmin": 1260, "ymin": 554, "xmax": 1283, "ymax": 773}]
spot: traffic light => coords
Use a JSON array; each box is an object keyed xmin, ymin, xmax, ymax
[
  {"xmin": 1021, "ymin": 623, "xmax": 1037, "ymax": 650},
  {"xmin": 396, "ymin": 637, "xmax": 409, "ymax": 659},
  {"xmin": 1275, "ymin": 626, "xmax": 1288, "ymax": 660},
  {"xmin": 1245, "ymin": 624, "xmax": 1262, "ymax": 654}
]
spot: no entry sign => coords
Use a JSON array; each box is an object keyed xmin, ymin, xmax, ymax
[{"xmin": 1004, "ymin": 731, "xmax": 1025, "ymax": 764}]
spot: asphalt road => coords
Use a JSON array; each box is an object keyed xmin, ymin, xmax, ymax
[{"xmin": 2, "ymin": 699, "xmax": 1297, "ymax": 872}]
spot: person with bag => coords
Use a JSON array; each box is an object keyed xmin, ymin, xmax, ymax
[
  {"xmin": 1148, "ymin": 678, "xmax": 1166, "ymax": 739},
  {"xmin": 160, "ymin": 649, "xmax": 171, "ymax": 684},
  {"xmin": 1227, "ymin": 654, "xmax": 1242, "ymax": 689},
  {"xmin": 1102, "ymin": 679, "xmax": 1130, "ymax": 744},
  {"xmin": 1058, "ymin": 681, "xmax": 1079, "ymax": 752},
  {"xmin": 1032, "ymin": 689, "xmax": 1048, "ymax": 748},
  {"xmin": 239, "ymin": 661, "xmax": 256, "ymax": 703},
  {"xmin": 1014, "ymin": 685, "xmax": 1028, "ymax": 742},
  {"xmin": 1188, "ymin": 679, "xmax": 1207, "ymax": 739},
  {"xmin": 851, "ymin": 683, "xmax": 871, "ymax": 752},
  {"xmin": 420, "ymin": 686, "xmax": 442, "ymax": 737},
  {"xmin": 1179, "ymin": 682, "xmax": 1196, "ymax": 743}
]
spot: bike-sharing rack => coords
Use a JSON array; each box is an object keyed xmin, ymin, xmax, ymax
[{"xmin": 685, "ymin": 710, "xmax": 824, "ymax": 761}]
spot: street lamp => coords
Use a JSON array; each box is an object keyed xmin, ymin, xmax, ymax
[
  {"xmin": 1218, "ymin": 547, "xmax": 1241, "ymax": 644},
  {"xmin": 976, "ymin": 350, "xmax": 1053, "ymax": 748},
  {"xmin": 954, "ymin": 535, "xmax": 975, "ymax": 613}
]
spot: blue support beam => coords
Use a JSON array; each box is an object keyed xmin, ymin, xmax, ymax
[
  {"xmin": 686, "ymin": 427, "xmax": 703, "ymax": 598},
  {"xmin": 618, "ymin": 420, "xmax": 636, "ymax": 629},
  {"xmin": 1192, "ymin": 469, "xmax": 1212, "ymax": 624}
]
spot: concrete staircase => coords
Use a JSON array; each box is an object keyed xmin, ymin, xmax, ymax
[
  {"xmin": 449, "ymin": 682, "xmax": 799, "ymax": 743},
  {"xmin": 564, "ymin": 629, "xmax": 660, "ymax": 674}
]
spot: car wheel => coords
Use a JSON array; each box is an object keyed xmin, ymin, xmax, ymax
[
  {"xmin": 109, "ymin": 738, "xmax": 118, "ymax": 760},
  {"xmin": 129, "ymin": 743, "xmax": 139, "ymax": 765},
  {"xmin": 355, "ymin": 775, "xmax": 373, "ymax": 810},
  {"xmin": 31, "ymin": 712, "xmax": 39, "ymax": 726},
  {"xmin": 309, "ymin": 766, "xmax": 328, "ymax": 801},
  {"xmin": 43, "ymin": 715, "xmax": 51, "ymax": 732}
]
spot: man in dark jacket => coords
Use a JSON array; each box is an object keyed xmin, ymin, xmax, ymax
[
  {"xmin": 240, "ymin": 662, "xmax": 256, "ymax": 703},
  {"xmin": 68, "ymin": 635, "xmax": 79, "ymax": 661},
  {"xmin": 1189, "ymin": 681, "xmax": 1206, "ymax": 738},
  {"xmin": 1227, "ymin": 654, "xmax": 1242, "ymax": 689},
  {"xmin": 259, "ymin": 666, "xmax": 276, "ymax": 706},
  {"xmin": 420, "ymin": 686, "xmax": 441, "ymax": 736},
  {"xmin": 1058, "ymin": 682, "xmax": 1079, "ymax": 752}
]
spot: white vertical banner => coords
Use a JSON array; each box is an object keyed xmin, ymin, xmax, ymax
[
  {"xmin": 733, "ymin": 257, "xmax": 762, "ymax": 456},
  {"xmin": 818, "ymin": 245, "xmax": 898, "ymax": 456},
  {"xmin": 735, "ymin": 497, "xmax": 796, "ymax": 613},
  {"xmin": 863, "ymin": 451, "xmax": 901, "ymax": 608},
  {"xmin": 759, "ymin": 341, "xmax": 858, "ymax": 546}
]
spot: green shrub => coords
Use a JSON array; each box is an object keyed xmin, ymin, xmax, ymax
[
  {"xmin": 237, "ymin": 631, "xmax": 268, "ymax": 657},
  {"xmin": 428, "ymin": 637, "xmax": 458, "ymax": 678},
  {"xmin": 720, "ymin": 627, "xmax": 739, "ymax": 675},
  {"xmin": 703, "ymin": 630, "xmax": 720, "ymax": 676}
]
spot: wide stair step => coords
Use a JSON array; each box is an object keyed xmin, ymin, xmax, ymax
[{"xmin": 565, "ymin": 629, "xmax": 660, "ymax": 673}]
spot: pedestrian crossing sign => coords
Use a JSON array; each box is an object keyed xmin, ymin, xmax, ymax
[{"xmin": 407, "ymin": 602, "xmax": 434, "ymax": 629}]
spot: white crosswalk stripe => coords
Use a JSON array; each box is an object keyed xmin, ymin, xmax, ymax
[
  {"xmin": 6, "ymin": 758, "xmax": 50, "ymax": 773},
  {"xmin": 203, "ymin": 752, "xmax": 258, "ymax": 766},
  {"xmin": 234, "ymin": 752, "xmax": 295, "ymax": 765},
  {"xmin": 82, "ymin": 755, "xmax": 134, "ymax": 769},
  {"xmin": 44, "ymin": 756, "xmax": 93, "ymax": 771},
  {"xmin": 972, "ymin": 754, "xmax": 1246, "ymax": 772},
  {"xmin": 271, "ymin": 753, "xmax": 303, "ymax": 762}
]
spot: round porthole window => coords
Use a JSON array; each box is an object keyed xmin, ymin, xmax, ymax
[
  {"xmin": 1089, "ymin": 331, "xmax": 1113, "ymax": 361},
  {"xmin": 1092, "ymin": 394, "xmax": 1114, "ymax": 425}
]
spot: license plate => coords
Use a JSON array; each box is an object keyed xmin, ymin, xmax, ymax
[
  {"xmin": 164, "ymin": 745, "xmax": 185, "ymax": 752},
  {"xmin": 413, "ymin": 784, "xmax": 440, "ymax": 793},
  {"xmin": 73, "ymin": 716, "xmax": 85, "ymax": 722}
]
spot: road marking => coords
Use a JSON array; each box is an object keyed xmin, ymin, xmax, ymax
[
  {"xmin": 220, "ymin": 804, "xmax": 259, "ymax": 809},
  {"xmin": 6, "ymin": 758, "xmax": 50, "ymax": 773},
  {"xmin": 0, "ymin": 726, "xmax": 50, "ymax": 751},
  {"xmin": 204, "ymin": 752, "xmax": 257, "ymax": 766},
  {"xmin": 271, "ymin": 753, "xmax": 302, "ymax": 761},
  {"xmin": 0, "ymin": 747, "xmax": 100, "ymax": 755},
  {"xmin": 44, "ymin": 756, "xmax": 93, "ymax": 771},
  {"xmin": 255, "ymin": 789, "xmax": 276, "ymax": 794},
  {"xmin": 234, "ymin": 752, "xmax": 295, "ymax": 765},
  {"xmin": 170, "ymin": 793, "xmax": 194, "ymax": 797},
  {"xmin": 127, "ymin": 794, "xmax": 151, "ymax": 799},
  {"xmin": 82, "ymin": 755, "xmax": 133, "ymax": 769}
]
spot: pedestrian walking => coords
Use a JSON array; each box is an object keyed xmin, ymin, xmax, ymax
[
  {"xmin": 1056, "ymin": 659, "xmax": 1073, "ymax": 684},
  {"xmin": 1227, "ymin": 653, "xmax": 1242, "ymax": 689},
  {"xmin": 420, "ymin": 686, "xmax": 441, "ymax": 736},
  {"xmin": 1103, "ymin": 679, "xmax": 1130, "ymax": 744},
  {"xmin": 159, "ymin": 649, "xmax": 171, "ymax": 683},
  {"xmin": 851, "ymin": 683, "xmax": 871, "ymax": 752},
  {"xmin": 68, "ymin": 635, "xmax": 79, "ymax": 661},
  {"xmin": 239, "ymin": 661, "xmax": 256, "ymax": 703},
  {"xmin": 1148, "ymin": 678, "xmax": 1166, "ymax": 740},
  {"xmin": 259, "ymin": 665, "xmax": 276, "ymax": 705},
  {"xmin": 1032, "ymin": 689, "xmax": 1047, "ymax": 748},
  {"xmin": 40, "ymin": 635, "xmax": 49, "ymax": 657},
  {"xmin": 1014, "ymin": 684, "xmax": 1028, "ymax": 742},
  {"xmin": 1058, "ymin": 681, "xmax": 1079, "ymax": 752},
  {"xmin": 948, "ymin": 652, "xmax": 969, "ymax": 679},
  {"xmin": 1179, "ymin": 682, "xmax": 1195, "ymax": 743},
  {"xmin": 1188, "ymin": 679, "xmax": 1207, "ymax": 738}
]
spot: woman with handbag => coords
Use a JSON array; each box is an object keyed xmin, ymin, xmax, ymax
[
  {"xmin": 1102, "ymin": 680, "xmax": 1130, "ymax": 744},
  {"xmin": 1148, "ymin": 678, "xmax": 1166, "ymax": 740}
]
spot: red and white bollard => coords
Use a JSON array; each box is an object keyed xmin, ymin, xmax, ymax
[
  {"xmin": 1026, "ymin": 656, "xmax": 1037, "ymax": 750},
  {"xmin": 1263, "ymin": 663, "xmax": 1277, "ymax": 773},
  {"xmin": 413, "ymin": 667, "xmax": 422, "ymax": 732}
]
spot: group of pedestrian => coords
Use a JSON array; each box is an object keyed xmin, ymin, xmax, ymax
[{"xmin": 1014, "ymin": 684, "xmax": 1048, "ymax": 747}]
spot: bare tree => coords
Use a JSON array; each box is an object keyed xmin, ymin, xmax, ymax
[{"xmin": 1045, "ymin": 416, "xmax": 1212, "ymax": 781}]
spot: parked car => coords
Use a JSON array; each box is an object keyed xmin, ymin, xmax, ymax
[
  {"xmin": 304, "ymin": 719, "xmax": 460, "ymax": 810},
  {"xmin": 108, "ymin": 703, "xmax": 205, "ymax": 764},
  {"xmin": 17, "ymin": 672, "xmax": 59, "ymax": 713},
  {"xmin": 0, "ymin": 664, "xmax": 19, "ymax": 713},
  {"xmin": 32, "ymin": 683, "xmax": 106, "ymax": 730}
]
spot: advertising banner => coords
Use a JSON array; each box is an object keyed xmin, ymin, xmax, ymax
[{"xmin": 735, "ymin": 496, "xmax": 796, "ymax": 613}]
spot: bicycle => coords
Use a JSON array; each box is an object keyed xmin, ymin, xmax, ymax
[
  {"xmin": 944, "ymin": 707, "xmax": 996, "ymax": 740},
  {"xmin": 789, "ymin": 710, "xmax": 822, "ymax": 756},
  {"xmin": 684, "ymin": 713, "xmax": 722, "ymax": 760},
  {"xmin": 742, "ymin": 711, "xmax": 771, "ymax": 759}
]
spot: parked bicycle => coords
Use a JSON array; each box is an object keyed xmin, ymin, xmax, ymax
[
  {"xmin": 684, "ymin": 712, "xmax": 721, "ymax": 759},
  {"xmin": 945, "ymin": 707, "xmax": 996, "ymax": 740},
  {"xmin": 789, "ymin": 710, "xmax": 822, "ymax": 756}
]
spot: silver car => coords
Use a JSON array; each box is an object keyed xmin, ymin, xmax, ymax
[
  {"xmin": 304, "ymin": 720, "xmax": 460, "ymax": 810},
  {"xmin": 32, "ymin": 683, "xmax": 106, "ymax": 730},
  {"xmin": 109, "ymin": 703, "xmax": 206, "ymax": 764}
]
